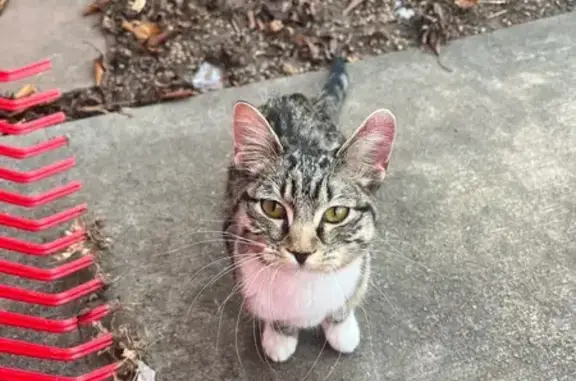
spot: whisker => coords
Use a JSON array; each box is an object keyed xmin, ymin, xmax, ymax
[
  {"xmin": 358, "ymin": 304, "xmax": 380, "ymax": 381},
  {"xmin": 234, "ymin": 262, "xmax": 274, "ymax": 369},
  {"xmin": 369, "ymin": 280, "xmax": 399, "ymax": 316},
  {"xmin": 301, "ymin": 338, "xmax": 328, "ymax": 381},
  {"xmin": 235, "ymin": 296, "xmax": 247, "ymax": 371},
  {"xmin": 185, "ymin": 255, "xmax": 259, "ymax": 319}
]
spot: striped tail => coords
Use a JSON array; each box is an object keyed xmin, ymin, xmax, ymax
[{"xmin": 316, "ymin": 56, "xmax": 349, "ymax": 119}]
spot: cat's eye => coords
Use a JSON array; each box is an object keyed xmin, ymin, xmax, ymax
[
  {"xmin": 260, "ymin": 199, "xmax": 286, "ymax": 219},
  {"xmin": 323, "ymin": 206, "xmax": 350, "ymax": 224}
]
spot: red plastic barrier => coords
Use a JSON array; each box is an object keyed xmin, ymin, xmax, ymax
[
  {"xmin": 0, "ymin": 182, "xmax": 83, "ymax": 207},
  {"xmin": 0, "ymin": 59, "xmax": 52, "ymax": 82},
  {"xmin": 0, "ymin": 204, "xmax": 87, "ymax": 232},
  {"xmin": 0, "ymin": 278, "xmax": 105, "ymax": 306},
  {"xmin": 0, "ymin": 255, "xmax": 95, "ymax": 281},
  {"xmin": 0, "ymin": 58, "xmax": 120, "ymax": 379},
  {"xmin": 0, "ymin": 157, "xmax": 76, "ymax": 183},
  {"xmin": 0, "ymin": 362, "xmax": 121, "ymax": 381},
  {"xmin": 0, "ymin": 112, "xmax": 66, "ymax": 135},
  {"xmin": 0, "ymin": 136, "xmax": 68, "ymax": 159},
  {"xmin": 0, "ymin": 305, "xmax": 111, "ymax": 333},
  {"xmin": 0, "ymin": 334, "xmax": 114, "ymax": 361}
]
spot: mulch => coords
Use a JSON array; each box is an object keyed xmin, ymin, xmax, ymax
[{"xmin": 1, "ymin": 0, "xmax": 573, "ymax": 123}]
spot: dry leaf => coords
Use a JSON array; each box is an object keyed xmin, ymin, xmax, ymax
[
  {"xmin": 130, "ymin": 0, "xmax": 146, "ymax": 13},
  {"xmin": 269, "ymin": 19, "xmax": 283, "ymax": 33},
  {"xmin": 455, "ymin": 0, "xmax": 479, "ymax": 9},
  {"xmin": 123, "ymin": 348, "xmax": 139, "ymax": 362},
  {"xmin": 147, "ymin": 28, "xmax": 177, "ymax": 48},
  {"xmin": 94, "ymin": 56, "xmax": 105, "ymax": 86},
  {"xmin": 160, "ymin": 89, "xmax": 195, "ymax": 100},
  {"xmin": 82, "ymin": 0, "xmax": 110, "ymax": 16},
  {"xmin": 282, "ymin": 63, "xmax": 298, "ymax": 75},
  {"xmin": 14, "ymin": 84, "xmax": 37, "ymax": 99},
  {"xmin": 0, "ymin": 0, "xmax": 10, "ymax": 16},
  {"xmin": 122, "ymin": 20, "xmax": 161, "ymax": 41},
  {"xmin": 346, "ymin": 53, "xmax": 361, "ymax": 63}
]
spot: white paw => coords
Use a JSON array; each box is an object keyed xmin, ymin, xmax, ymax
[
  {"xmin": 322, "ymin": 312, "xmax": 360, "ymax": 354},
  {"xmin": 261, "ymin": 323, "xmax": 298, "ymax": 362}
]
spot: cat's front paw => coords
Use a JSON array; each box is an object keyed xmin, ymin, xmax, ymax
[
  {"xmin": 322, "ymin": 312, "xmax": 360, "ymax": 354},
  {"xmin": 261, "ymin": 323, "xmax": 298, "ymax": 362}
]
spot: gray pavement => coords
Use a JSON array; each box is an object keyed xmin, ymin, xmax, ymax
[
  {"xmin": 0, "ymin": 0, "xmax": 105, "ymax": 93},
  {"xmin": 1, "ymin": 12, "xmax": 575, "ymax": 381}
]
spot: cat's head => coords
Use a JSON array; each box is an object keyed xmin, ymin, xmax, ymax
[{"xmin": 231, "ymin": 102, "xmax": 396, "ymax": 272}]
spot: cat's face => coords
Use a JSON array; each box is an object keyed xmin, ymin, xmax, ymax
[
  {"xmin": 231, "ymin": 102, "xmax": 396, "ymax": 273},
  {"xmin": 240, "ymin": 158, "xmax": 377, "ymax": 272}
]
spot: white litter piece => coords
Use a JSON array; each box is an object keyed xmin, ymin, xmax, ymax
[
  {"xmin": 136, "ymin": 361, "xmax": 156, "ymax": 381},
  {"xmin": 192, "ymin": 62, "xmax": 224, "ymax": 92},
  {"xmin": 394, "ymin": 0, "xmax": 416, "ymax": 21}
]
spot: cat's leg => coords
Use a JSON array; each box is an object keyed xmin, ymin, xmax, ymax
[
  {"xmin": 322, "ymin": 307, "xmax": 360, "ymax": 354},
  {"xmin": 261, "ymin": 321, "xmax": 299, "ymax": 362}
]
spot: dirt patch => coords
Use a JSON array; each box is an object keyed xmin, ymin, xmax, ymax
[{"xmin": 2, "ymin": 0, "xmax": 573, "ymax": 122}]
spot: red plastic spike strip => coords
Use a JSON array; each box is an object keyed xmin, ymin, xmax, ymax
[
  {"xmin": 0, "ymin": 136, "xmax": 68, "ymax": 159},
  {"xmin": 0, "ymin": 333, "xmax": 114, "ymax": 361},
  {"xmin": 0, "ymin": 305, "xmax": 111, "ymax": 333},
  {"xmin": 0, "ymin": 181, "xmax": 82, "ymax": 207},
  {"xmin": 0, "ymin": 204, "xmax": 87, "ymax": 232},
  {"xmin": 0, "ymin": 278, "xmax": 105, "ymax": 306},
  {"xmin": 0, "ymin": 362, "xmax": 122, "ymax": 381},
  {"xmin": 0, "ymin": 229, "xmax": 85, "ymax": 255},
  {"xmin": 0, "ymin": 59, "xmax": 52, "ymax": 82},
  {"xmin": 0, "ymin": 157, "xmax": 75, "ymax": 182},
  {"xmin": 0, "ymin": 255, "xmax": 95, "ymax": 281},
  {"xmin": 0, "ymin": 112, "xmax": 66, "ymax": 135},
  {"xmin": 0, "ymin": 89, "xmax": 62, "ymax": 112},
  {"xmin": 0, "ymin": 58, "xmax": 119, "ymax": 379}
]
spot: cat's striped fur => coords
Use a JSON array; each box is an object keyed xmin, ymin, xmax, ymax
[{"xmin": 223, "ymin": 57, "xmax": 397, "ymax": 362}]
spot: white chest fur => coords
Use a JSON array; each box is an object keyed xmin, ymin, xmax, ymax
[{"xmin": 239, "ymin": 256, "xmax": 363, "ymax": 328}]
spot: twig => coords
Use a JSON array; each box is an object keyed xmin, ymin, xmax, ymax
[
  {"xmin": 343, "ymin": 0, "xmax": 365, "ymax": 16},
  {"xmin": 487, "ymin": 9, "xmax": 508, "ymax": 19}
]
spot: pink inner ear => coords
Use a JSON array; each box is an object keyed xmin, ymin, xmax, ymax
[
  {"xmin": 232, "ymin": 102, "xmax": 280, "ymax": 167},
  {"xmin": 359, "ymin": 110, "xmax": 396, "ymax": 171}
]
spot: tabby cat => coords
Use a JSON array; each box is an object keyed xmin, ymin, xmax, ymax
[{"xmin": 222, "ymin": 57, "xmax": 397, "ymax": 362}]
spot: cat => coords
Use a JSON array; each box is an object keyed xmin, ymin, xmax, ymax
[{"xmin": 222, "ymin": 57, "xmax": 397, "ymax": 362}]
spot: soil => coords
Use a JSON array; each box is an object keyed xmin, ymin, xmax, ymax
[{"xmin": 1, "ymin": 0, "xmax": 574, "ymax": 122}]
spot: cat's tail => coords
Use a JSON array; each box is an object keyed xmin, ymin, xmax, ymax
[{"xmin": 316, "ymin": 56, "xmax": 349, "ymax": 119}]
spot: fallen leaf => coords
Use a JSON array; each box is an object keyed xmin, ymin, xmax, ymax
[
  {"xmin": 160, "ymin": 89, "xmax": 196, "ymax": 100},
  {"xmin": 0, "ymin": 0, "xmax": 10, "ymax": 16},
  {"xmin": 282, "ymin": 63, "xmax": 298, "ymax": 75},
  {"xmin": 122, "ymin": 20, "xmax": 161, "ymax": 41},
  {"xmin": 77, "ymin": 105, "xmax": 108, "ymax": 114},
  {"xmin": 123, "ymin": 348, "xmax": 139, "ymax": 362},
  {"xmin": 130, "ymin": 0, "xmax": 146, "ymax": 13},
  {"xmin": 346, "ymin": 53, "xmax": 361, "ymax": 63},
  {"xmin": 94, "ymin": 56, "xmax": 106, "ymax": 86},
  {"xmin": 269, "ymin": 19, "xmax": 284, "ymax": 33},
  {"xmin": 295, "ymin": 35, "xmax": 320, "ymax": 60},
  {"xmin": 82, "ymin": 0, "xmax": 110, "ymax": 16},
  {"xmin": 14, "ymin": 84, "xmax": 37, "ymax": 99},
  {"xmin": 455, "ymin": 0, "xmax": 479, "ymax": 9},
  {"xmin": 147, "ymin": 28, "xmax": 177, "ymax": 48}
]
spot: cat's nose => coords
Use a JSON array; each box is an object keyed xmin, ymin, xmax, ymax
[{"xmin": 290, "ymin": 251, "xmax": 312, "ymax": 265}]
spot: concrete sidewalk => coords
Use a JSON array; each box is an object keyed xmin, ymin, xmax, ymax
[{"xmin": 2, "ymin": 13, "xmax": 576, "ymax": 381}]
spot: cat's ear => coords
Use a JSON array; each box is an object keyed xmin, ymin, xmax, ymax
[
  {"xmin": 232, "ymin": 101, "xmax": 282, "ymax": 173},
  {"xmin": 337, "ymin": 109, "xmax": 397, "ymax": 187}
]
